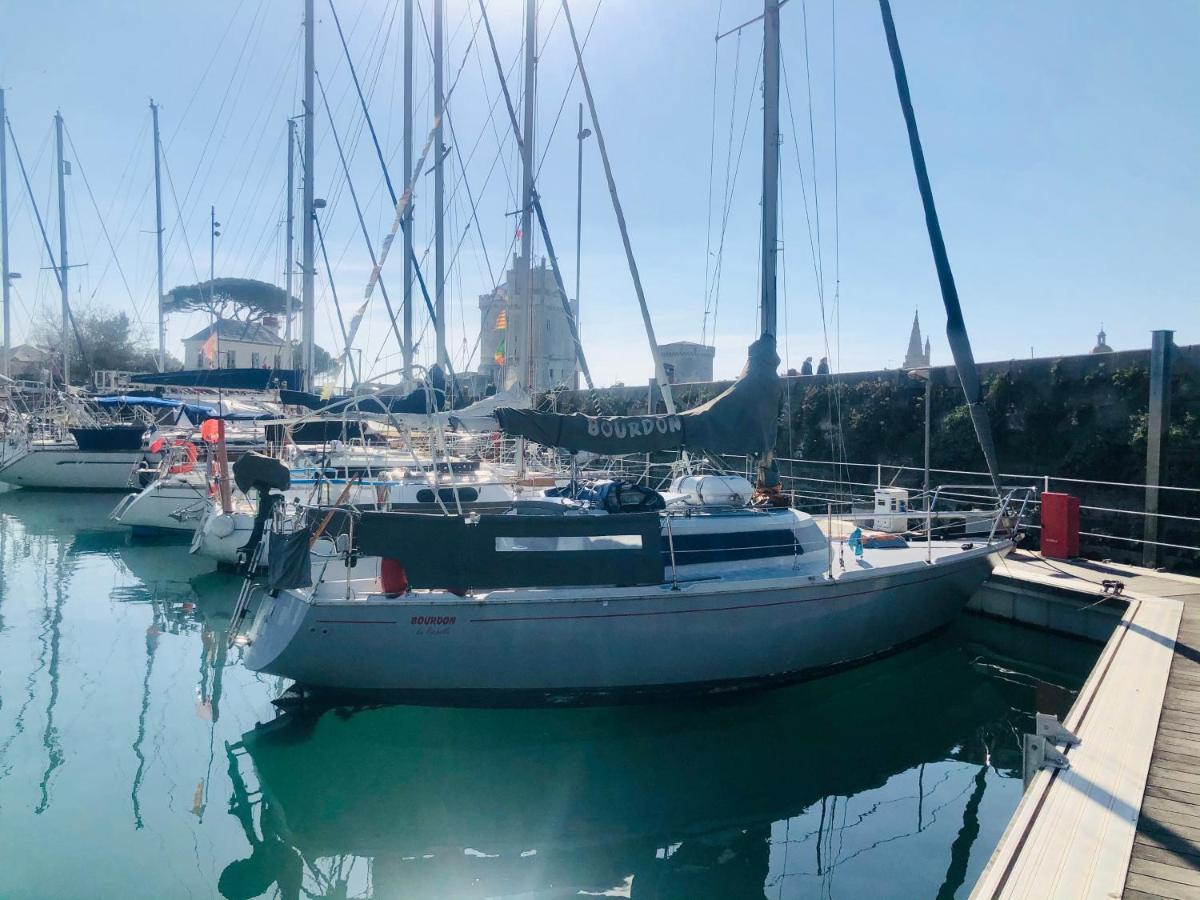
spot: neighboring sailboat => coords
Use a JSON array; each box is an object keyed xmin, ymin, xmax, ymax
[{"xmin": 0, "ymin": 393, "xmax": 162, "ymax": 491}]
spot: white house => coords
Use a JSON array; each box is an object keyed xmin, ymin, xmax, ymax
[{"xmin": 182, "ymin": 317, "xmax": 287, "ymax": 370}]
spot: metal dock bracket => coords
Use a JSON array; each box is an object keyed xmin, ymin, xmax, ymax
[{"xmin": 1023, "ymin": 714, "xmax": 1081, "ymax": 788}]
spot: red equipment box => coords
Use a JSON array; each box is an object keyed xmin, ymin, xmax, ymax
[{"xmin": 1041, "ymin": 492, "xmax": 1080, "ymax": 559}]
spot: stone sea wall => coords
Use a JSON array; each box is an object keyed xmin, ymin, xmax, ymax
[{"xmin": 548, "ymin": 344, "xmax": 1200, "ymax": 568}]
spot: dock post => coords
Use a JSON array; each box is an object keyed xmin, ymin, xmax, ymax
[{"xmin": 1142, "ymin": 329, "xmax": 1174, "ymax": 568}]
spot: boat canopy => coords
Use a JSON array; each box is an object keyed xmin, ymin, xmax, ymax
[
  {"xmin": 354, "ymin": 510, "xmax": 665, "ymax": 592},
  {"xmin": 494, "ymin": 335, "xmax": 780, "ymax": 456},
  {"xmin": 128, "ymin": 367, "xmax": 302, "ymax": 391},
  {"xmin": 69, "ymin": 425, "xmax": 147, "ymax": 451}
]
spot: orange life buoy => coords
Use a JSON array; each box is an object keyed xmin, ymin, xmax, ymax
[{"xmin": 168, "ymin": 439, "xmax": 198, "ymax": 475}]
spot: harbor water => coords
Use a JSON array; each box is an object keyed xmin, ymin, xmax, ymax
[{"xmin": 0, "ymin": 490, "xmax": 1102, "ymax": 899}]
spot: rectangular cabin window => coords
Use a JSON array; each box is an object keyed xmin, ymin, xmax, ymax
[
  {"xmin": 251, "ymin": 352, "xmax": 260, "ymax": 368},
  {"xmin": 225, "ymin": 350, "xmax": 237, "ymax": 368},
  {"xmin": 495, "ymin": 534, "xmax": 644, "ymax": 552}
]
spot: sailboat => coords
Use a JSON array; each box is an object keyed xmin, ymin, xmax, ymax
[
  {"xmin": 236, "ymin": 0, "xmax": 1029, "ymax": 704},
  {"xmin": 0, "ymin": 393, "xmax": 162, "ymax": 490}
]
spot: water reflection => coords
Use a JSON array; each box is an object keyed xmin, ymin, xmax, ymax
[
  {"xmin": 0, "ymin": 489, "xmax": 242, "ymax": 832},
  {"xmin": 228, "ymin": 621, "xmax": 1096, "ymax": 899}
]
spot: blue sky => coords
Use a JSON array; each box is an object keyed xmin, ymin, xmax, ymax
[{"xmin": 1, "ymin": 0, "xmax": 1196, "ymax": 384}]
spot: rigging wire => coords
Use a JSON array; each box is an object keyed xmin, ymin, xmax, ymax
[
  {"xmin": 159, "ymin": 147, "xmax": 202, "ymax": 284},
  {"xmin": 216, "ymin": 29, "xmax": 303, "ymax": 265},
  {"xmin": 314, "ymin": 211, "xmax": 358, "ymax": 383},
  {"xmin": 830, "ymin": 0, "xmax": 849, "ymax": 477},
  {"xmin": 171, "ymin": 0, "xmax": 270, "ymax": 233},
  {"xmin": 315, "ymin": 69, "xmax": 405, "ymax": 356},
  {"xmin": 706, "ymin": 27, "xmax": 743, "ymax": 343},
  {"xmin": 532, "ymin": 0, "xmax": 603, "ymax": 181},
  {"xmin": 5, "ymin": 118, "xmax": 88, "ymax": 362},
  {"xmin": 701, "ymin": 0, "xmax": 725, "ymax": 346},
  {"xmin": 165, "ymin": 0, "xmax": 250, "ymax": 148},
  {"xmin": 61, "ymin": 123, "xmax": 142, "ymax": 325},
  {"xmin": 799, "ymin": 0, "xmax": 825, "ymax": 299},
  {"xmin": 708, "ymin": 42, "xmax": 762, "ymax": 348}
]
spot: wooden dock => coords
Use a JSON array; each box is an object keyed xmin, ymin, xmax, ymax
[
  {"xmin": 1124, "ymin": 571, "xmax": 1200, "ymax": 900},
  {"xmin": 970, "ymin": 551, "xmax": 1200, "ymax": 899}
]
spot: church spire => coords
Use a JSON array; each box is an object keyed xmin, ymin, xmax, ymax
[{"xmin": 904, "ymin": 309, "xmax": 930, "ymax": 369}]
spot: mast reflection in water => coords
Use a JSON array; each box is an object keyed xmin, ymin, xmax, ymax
[{"xmin": 0, "ymin": 491, "xmax": 1100, "ymax": 899}]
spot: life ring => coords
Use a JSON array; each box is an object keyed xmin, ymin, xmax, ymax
[{"xmin": 168, "ymin": 439, "xmax": 198, "ymax": 475}]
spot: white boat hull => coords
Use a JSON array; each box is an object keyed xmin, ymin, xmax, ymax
[
  {"xmin": 244, "ymin": 542, "xmax": 1006, "ymax": 703},
  {"xmin": 0, "ymin": 445, "xmax": 146, "ymax": 490},
  {"xmin": 110, "ymin": 473, "xmax": 212, "ymax": 534}
]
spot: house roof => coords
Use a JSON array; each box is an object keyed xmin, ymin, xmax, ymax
[
  {"xmin": 184, "ymin": 318, "xmax": 283, "ymax": 345},
  {"xmin": 0, "ymin": 343, "xmax": 52, "ymax": 364}
]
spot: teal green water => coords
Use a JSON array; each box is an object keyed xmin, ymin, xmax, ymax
[{"xmin": 0, "ymin": 490, "xmax": 1101, "ymax": 899}]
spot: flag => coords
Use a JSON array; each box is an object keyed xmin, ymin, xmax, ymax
[
  {"xmin": 341, "ymin": 300, "xmax": 369, "ymax": 361},
  {"xmin": 362, "ymin": 117, "xmax": 439, "ymax": 305},
  {"xmin": 495, "ymin": 310, "xmax": 506, "ymax": 330},
  {"xmin": 494, "ymin": 337, "xmax": 506, "ymax": 367},
  {"xmin": 200, "ymin": 331, "xmax": 218, "ymax": 367}
]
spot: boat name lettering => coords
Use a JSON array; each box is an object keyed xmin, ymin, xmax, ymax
[
  {"xmin": 586, "ymin": 416, "xmax": 681, "ymax": 439},
  {"xmin": 410, "ymin": 615, "xmax": 456, "ymax": 626}
]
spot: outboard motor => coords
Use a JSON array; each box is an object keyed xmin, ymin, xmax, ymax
[{"xmin": 232, "ymin": 452, "xmax": 291, "ymax": 573}]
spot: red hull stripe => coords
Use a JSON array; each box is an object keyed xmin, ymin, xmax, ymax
[{"xmin": 314, "ymin": 619, "xmax": 399, "ymax": 625}]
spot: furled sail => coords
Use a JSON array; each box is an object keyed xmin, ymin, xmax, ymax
[{"xmin": 494, "ymin": 335, "xmax": 780, "ymax": 456}]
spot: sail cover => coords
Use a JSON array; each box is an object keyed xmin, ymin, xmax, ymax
[{"xmin": 494, "ymin": 335, "xmax": 780, "ymax": 456}]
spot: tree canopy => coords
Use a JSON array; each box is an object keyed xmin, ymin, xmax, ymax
[
  {"xmin": 164, "ymin": 278, "xmax": 300, "ymax": 322},
  {"xmin": 32, "ymin": 307, "xmax": 181, "ymax": 384}
]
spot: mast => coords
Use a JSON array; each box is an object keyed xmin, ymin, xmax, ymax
[
  {"xmin": 519, "ymin": 0, "xmax": 536, "ymax": 392},
  {"xmin": 285, "ymin": 118, "xmax": 296, "ymax": 371},
  {"xmin": 433, "ymin": 0, "xmax": 447, "ymax": 371},
  {"xmin": 760, "ymin": 0, "xmax": 780, "ymax": 340},
  {"xmin": 402, "ymin": 0, "xmax": 414, "ymax": 382},
  {"xmin": 574, "ymin": 101, "xmax": 584, "ymax": 350},
  {"xmin": 877, "ymin": 0, "xmax": 1002, "ymax": 494},
  {"xmin": 210, "ymin": 205, "xmax": 219, "ymax": 365},
  {"xmin": 301, "ymin": 0, "xmax": 316, "ymax": 390},
  {"xmin": 150, "ymin": 100, "xmax": 166, "ymax": 372},
  {"xmin": 750, "ymin": 0, "xmax": 782, "ymax": 494},
  {"xmin": 0, "ymin": 88, "xmax": 9, "ymax": 379},
  {"xmin": 55, "ymin": 111, "xmax": 69, "ymax": 386}
]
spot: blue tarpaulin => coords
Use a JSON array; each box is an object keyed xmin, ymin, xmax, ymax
[{"xmin": 92, "ymin": 394, "xmax": 274, "ymax": 422}]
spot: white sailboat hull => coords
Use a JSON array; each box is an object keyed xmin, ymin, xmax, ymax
[
  {"xmin": 244, "ymin": 542, "xmax": 1006, "ymax": 703},
  {"xmin": 0, "ymin": 445, "xmax": 146, "ymax": 491},
  {"xmin": 110, "ymin": 473, "xmax": 212, "ymax": 534}
]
